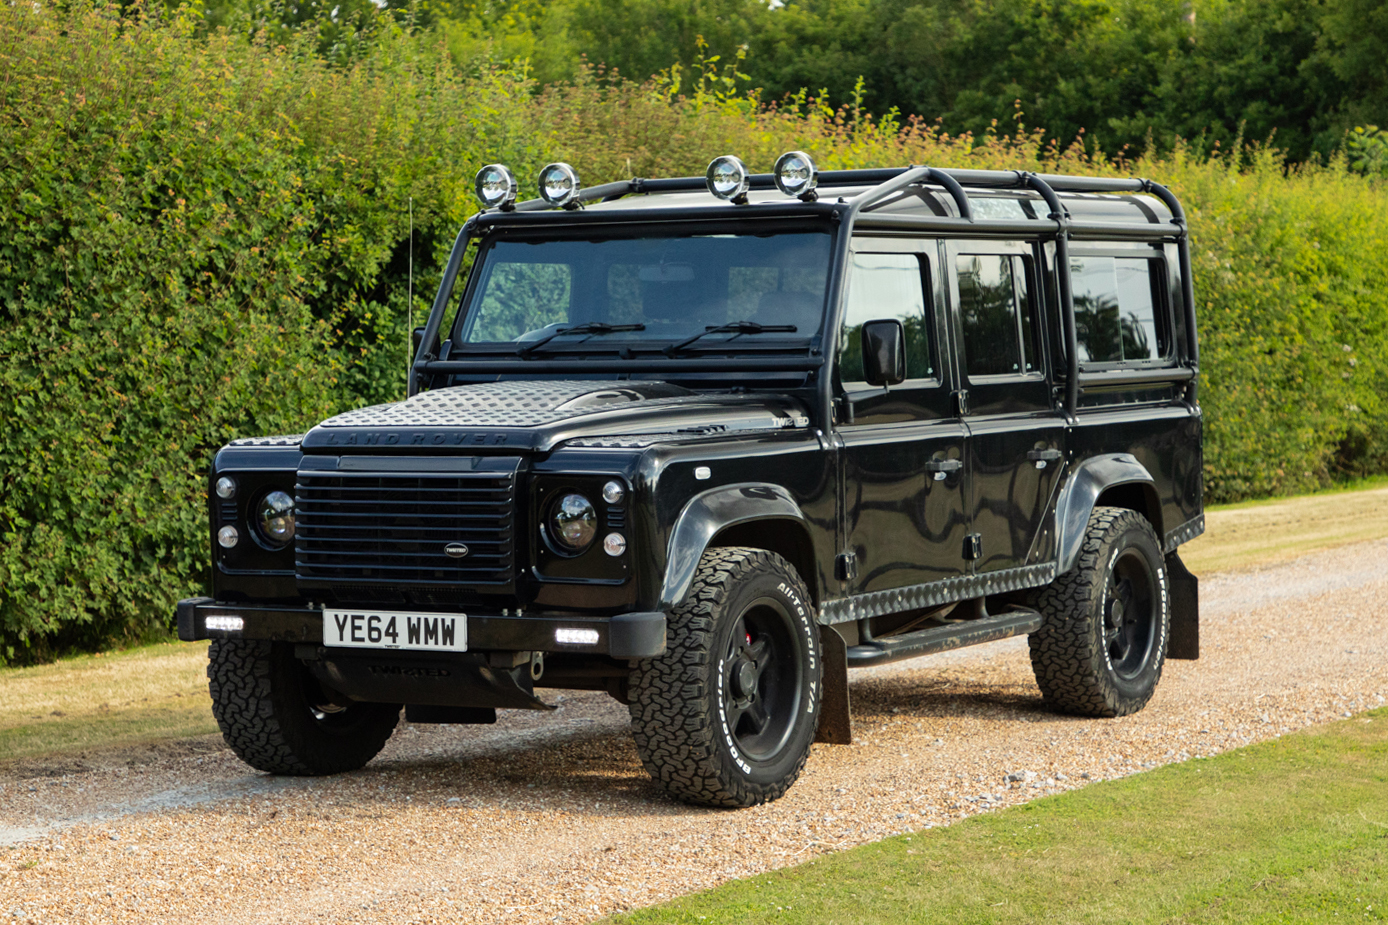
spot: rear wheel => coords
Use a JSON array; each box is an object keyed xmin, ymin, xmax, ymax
[
  {"xmin": 1028, "ymin": 507, "xmax": 1169, "ymax": 717},
  {"xmin": 629, "ymin": 548, "xmax": 821, "ymax": 807},
  {"xmin": 208, "ymin": 639, "xmax": 400, "ymax": 775}
]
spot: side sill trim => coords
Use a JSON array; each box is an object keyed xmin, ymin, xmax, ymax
[{"xmin": 819, "ymin": 563, "xmax": 1056, "ymax": 625}]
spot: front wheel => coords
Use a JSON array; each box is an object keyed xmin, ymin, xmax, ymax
[
  {"xmin": 629, "ymin": 548, "xmax": 821, "ymax": 807},
  {"xmin": 208, "ymin": 639, "xmax": 400, "ymax": 775},
  {"xmin": 1028, "ymin": 507, "xmax": 1169, "ymax": 717}
]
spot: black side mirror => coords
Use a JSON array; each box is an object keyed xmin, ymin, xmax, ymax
[
  {"xmin": 412, "ymin": 326, "xmax": 427, "ymax": 356},
  {"xmin": 861, "ymin": 319, "xmax": 907, "ymax": 386}
]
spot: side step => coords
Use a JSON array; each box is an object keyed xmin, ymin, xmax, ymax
[{"xmin": 845, "ymin": 608, "xmax": 1042, "ymax": 668}]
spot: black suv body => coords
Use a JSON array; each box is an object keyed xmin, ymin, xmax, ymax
[{"xmin": 178, "ymin": 162, "xmax": 1203, "ymax": 807}]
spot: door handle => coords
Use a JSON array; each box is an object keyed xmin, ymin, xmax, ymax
[
  {"xmin": 923, "ymin": 458, "xmax": 963, "ymax": 480},
  {"xmin": 1027, "ymin": 448, "xmax": 1063, "ymax": 469}
]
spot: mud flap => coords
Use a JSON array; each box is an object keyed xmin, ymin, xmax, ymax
[
  {"xmin": 815, "ymin": 625, "xmax": 853, "ymax": 744},
  {"xmin": 1166, "ymin": 550, "xmax": 1199, "ymax": 660}
]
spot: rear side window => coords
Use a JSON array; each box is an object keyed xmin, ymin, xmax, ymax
[
  {"xmin": 957, "ymin": 254, "xmax": 1037, "ymax": 378},
  {"xmin": 839, "ymin": 253, "xmax": 935, "ymax": 383},
  {"xmin": 1070, "ymin": 256, "xmax": 1165, "ymax": 363}
]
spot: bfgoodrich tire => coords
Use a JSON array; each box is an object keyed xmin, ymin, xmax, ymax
[
  {"xmin": 208, "ymin": 639, "xmax": 400, "ymax": 775},
  {"xmin": 1028, "ymin": 507, "xmax": 1170, "ymax": 717},
  {"xmin": 629, "ymin": 547, "xmax": 822, "ymax": 808}
]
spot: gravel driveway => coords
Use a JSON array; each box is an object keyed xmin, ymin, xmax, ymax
[{"xmin": 3, "ymin": 540, "xmax": 1387, "ymax": 924}]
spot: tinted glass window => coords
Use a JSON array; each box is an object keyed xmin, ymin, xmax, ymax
[
  {"xmin": 958, "ymin": 254, "xmax": 1037, "ymax": 378},
  {"xmin": 460, "ymin": 234, "xmax": 831, "ymax": 345},
  {"xmin": 839, "ymin": 253, "xmax": 934, "ymax": 383},
  {"xmin": 1071, "ymin": 256, "xmax": 1164, "ymax": 363}
]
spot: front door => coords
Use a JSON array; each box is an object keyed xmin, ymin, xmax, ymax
[
  {"xmin": 946, "ymin": 241, "xmax": 1067, "ymax": 575},
  {"xmin": 838, "ymin": 239, "xmax": 969, "ymax": 599}
]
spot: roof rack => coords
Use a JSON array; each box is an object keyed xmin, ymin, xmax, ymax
[{"xmin": 417, "ymin": 166, "xmax": 1197, "ymax": 421}]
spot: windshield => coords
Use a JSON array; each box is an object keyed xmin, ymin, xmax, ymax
[{"xmin": 456, "ymin": 233, "xmax": 832, "ymax": 348}]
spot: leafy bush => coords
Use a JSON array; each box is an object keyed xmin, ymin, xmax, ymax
[
  {"xmin": 2, "ymin": 3, "xmax": 1386, "ymax": 661},
  {"xmin": 0, "ymin": 4, "xmax": 542, "ymax": 660}
]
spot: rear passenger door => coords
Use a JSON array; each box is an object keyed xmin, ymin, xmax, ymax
[{"xmin": 946, "ymin": 241, "xmax": 1066, "ymax": 576}]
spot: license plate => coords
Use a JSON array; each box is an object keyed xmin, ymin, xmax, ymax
[{"xmin": 322, "ymin": 609, "xmax": 467, "ymax": 652}]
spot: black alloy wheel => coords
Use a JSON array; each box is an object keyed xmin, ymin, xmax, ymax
[
  {"xmin": 721, "ymin": 596, "xmax": 803, "ymax": 763},
  {"xmin": 629, "ymin": 547, "xmax": 821, "ymax": 807},
  {"xmin": 1028, "ymin": 506, "xmax": 1170, "ymax": 717},
  {"xmin": 1103, "ymin": 548, "xmax": 1159, "ymax": 680}
]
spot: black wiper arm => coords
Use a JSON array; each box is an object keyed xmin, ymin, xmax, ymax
[
  {"xmin": 516, "ymin": 322, "xmax": 646, "ymax": 357},
  {"xmin": 663, "ymin": 320, "xmax": 797, "ymax": 356}
]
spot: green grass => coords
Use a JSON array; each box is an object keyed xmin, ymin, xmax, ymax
[
  {"xmin": 609, "ymin": 710, "xmax": 1388, "ymax": 924},
  {"xmin": 0, "ymin": 640, "xmax": 216, "ymax": 763}
]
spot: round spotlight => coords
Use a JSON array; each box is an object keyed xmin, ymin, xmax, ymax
[
  {"xmin": 217, "ymin": 525, "xmax": 239, "ymax": 549},
  {"xmin": 601, "ymin": 480, "xmax": 625, "ymax": 505},
  {"xmin": 706, "ymin": 155, "xmax": 751, "ymax": 202},
  {"xmin": 474, "ymin": 163, "xmax": 518, "ymax": 210},
  {"xmin": 215, "ymin": 476, "xmax": 237, "ymax": 500},
  {"xmin": 603, "ymin": 532, "xmax": 627, "ymax": 557},
  {"xmin": 774, "ymin": 150, "xmax": 819, "ymax": 200},
  {"xmin": 538, "ymin": 163, "xmax": 581, "ymax": 208}
]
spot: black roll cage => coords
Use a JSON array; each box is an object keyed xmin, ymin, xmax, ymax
[{"xmin": 410, "ymin": 166, "xmax": 1199, "ymax": 430}]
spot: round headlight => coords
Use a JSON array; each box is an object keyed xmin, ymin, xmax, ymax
[
  {"xmin": 774, "ymin": 150, "xmax": 819, "ymax": 200},
  {"xmin": 215, "ymin": 476, "xmax": 237, "ymax": 500},
  {"xmin": 706, "ymin": 155, "xmax": 751, "ymax": 202},
  {"xmin": 217, "ymin": 525, "xmax": 239, "ymax": 549},
  {"xmin": 255, "ymin": 490, "xmax": 296, "ymax": 548},
  {"xmin": 538, "ymin": 163, "xmax": 581, "ymax": 208},
  {"xmin": 549, "ymin": 493, "xmax": 597, "ymax": 553},
  {"xmin": 475, "ymin": 163, "xmax": 518, "ymax": 210}
]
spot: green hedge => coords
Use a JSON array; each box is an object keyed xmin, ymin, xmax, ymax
[{"xmin": 2, "ymin": 5, "xmax": 1386, "ymax": 661}]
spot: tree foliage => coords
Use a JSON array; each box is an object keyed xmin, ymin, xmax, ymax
[
  {"xmin": 436, "ymin": 0, "xmax": 1384, "ymax": 163},
  {"xmin": 2, "ymin": 2, "xmax": 1387, "ymax": 661}
]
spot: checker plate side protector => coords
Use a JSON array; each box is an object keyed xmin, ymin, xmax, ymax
[
  {"xmin": 818, "ymin": 563, "xmax": 1057, "ymax": 625},
  {"xmin": 1163, "ymin": 514, "xmax": 1206, "ymax": 552},
  {"xmin": 228, "ymin": 434, "xmax": 304, "ymax": 447}
]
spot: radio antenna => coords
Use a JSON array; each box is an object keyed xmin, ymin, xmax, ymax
[{"xmin": 407, "ymin": 197, "xmax": 414, "ymax": 396}]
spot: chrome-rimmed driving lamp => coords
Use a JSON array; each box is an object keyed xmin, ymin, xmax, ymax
[
  {"xmin": 774, "ymin": 150, "xmax": 819, "ymax": 201},
  {"xmin": 538, "ymin": 162, "xmax": 582, "ymax": 208},
  {"xmin": 706, "ymin": 155, "xmax": 751, "ymax": 203},
  {"xmin": 474, "ymin": 163, "xmax": 518, "ymax": 210}
]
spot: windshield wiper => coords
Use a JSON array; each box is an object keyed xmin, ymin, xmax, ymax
[
  {"xmin": 516, "ymin": 322, "xmax": 646, "ymax": 357},
  {"xmin": 663, "ymin": 320, "xmax": 798, "ymax": 357}
]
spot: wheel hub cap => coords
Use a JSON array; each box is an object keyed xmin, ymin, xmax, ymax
[{"xmin": 733, "ymin": 659, "xmax": 759, "ymax": 698}]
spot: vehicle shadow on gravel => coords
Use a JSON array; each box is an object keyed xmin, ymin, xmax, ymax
[{"xmin": 848, "ymin": 673, "xmax": 1053, "ymax": 722}]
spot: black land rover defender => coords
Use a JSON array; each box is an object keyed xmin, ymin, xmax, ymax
[{"xmin": 178, "ymin": 154, "xmax": 1203, "ymax": 808}]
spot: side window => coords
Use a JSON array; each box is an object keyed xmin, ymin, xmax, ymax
[
  {"xmin": 1071, "ymin": 256, "xmax": 1165, "ymax": 363},
  {"xmin": 839, "ymin": 253, "xmax": 935, "ymax": 384},
  {"xmin": 957, "ymin": 253, "xmax": 1037, "ymax": 378}
]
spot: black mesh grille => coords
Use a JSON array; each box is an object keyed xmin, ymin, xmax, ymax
[{"xmin": 295, "ymin": 469, "xmax": 515, "ymax": 589}]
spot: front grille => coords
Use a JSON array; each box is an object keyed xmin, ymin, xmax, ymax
[{"xmin": 295, "ymin": 467, "xmax": 516, "ymax": 591}]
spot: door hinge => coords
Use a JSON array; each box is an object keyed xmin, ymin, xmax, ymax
[
  {"xmin": 963, "ymin": 533, "xmax": 982, "ymax": 560},
  {"xmin": 835, "ymin": 551, "xmax": 859, "ymax": 582},
  {"xmin": 952, "ymin": 389, "xmax": 970, "ymax": 416}
]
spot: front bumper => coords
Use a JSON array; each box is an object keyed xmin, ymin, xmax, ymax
[{"xmin": 175, "ymin": 598, "xmax": 667, "ymax": 659}]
